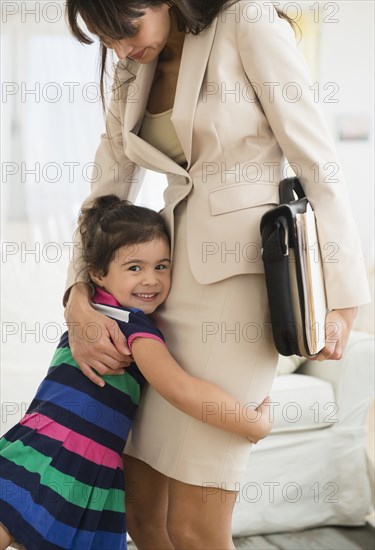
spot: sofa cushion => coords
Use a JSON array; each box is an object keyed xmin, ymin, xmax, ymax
[
  {"xmin": 269, "ymin": 374, "xmax": 337, "ymax": 433},
  {"xmin": 276, "ymin": 354, "xmax": 306, "ymax": 375}
]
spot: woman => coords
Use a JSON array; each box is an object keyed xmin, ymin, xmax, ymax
[{"xmin": 64, "ymin": 1, "xmax": 370, "ymax": 548}]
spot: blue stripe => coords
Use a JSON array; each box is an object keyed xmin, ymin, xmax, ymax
[
  {"xmin": 46, "ymin": 364, "xmax": 139, "ymax": 418},
  {"xmin": 35, "ymin": 380, "xmax": 132, "ymax": 438},
  {"xmin": 0, "ymin": 459, "xmax": 125, "ymax": 532},
  {"xmin": 57, "ymin": 331, "xmax": 69, "ymax": 349},
  {"xmin": 1, "ymin": 478, "xmax": 126, "ymax": 549}
]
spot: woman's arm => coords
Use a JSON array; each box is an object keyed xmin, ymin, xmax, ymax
[
  {"xmin": 131, "ymin": 338, "xmax": 272, "ymax": 442},
  {"xmin": 234, "ymin": 1, "xmax": 369, "ymax": 360},
  {"xmin": 235, "ymin": 1, "xmax": 370, "ymax": 310}
]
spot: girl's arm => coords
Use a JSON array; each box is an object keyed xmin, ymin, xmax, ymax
[{"xmin": 131, "ymin": 338, "xmax": 272, "ymax": 442}]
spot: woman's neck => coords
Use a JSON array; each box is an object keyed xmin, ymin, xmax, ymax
[{"xmin": 159, "ymin": 11, "xmax": 185, "ymax": 63}]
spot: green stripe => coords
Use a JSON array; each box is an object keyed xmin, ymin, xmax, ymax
[
  {"xmin": 49, "ymin": 347, "xmax": 140, "ymax": 403},
  {"xmin": 0, "ymin": 438, "xmax": 125, "ymax": 513},
  {"xmin": 49, "ymin": 347, "xmax": 77, "ymax": 369}
]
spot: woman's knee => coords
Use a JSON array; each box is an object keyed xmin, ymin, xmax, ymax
[
  {"xmin": 124, "ymin": 478, "xmax": 166, "ymax": 535},
  {"xmin": 167, "ymin": 517, "xmax": 234, "ymax": 550},
  {"xmin": 166, "ymin": 497, "xmax": 235, "ymax": 549},
  {"xmin": 167, "ymin": 479, "xmax": 237, "ymax": 549},
  {"xmin": 167, "ymin": 518, "xmax": 199, "ymax": 549}
]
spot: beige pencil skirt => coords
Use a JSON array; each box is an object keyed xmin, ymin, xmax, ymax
[{"xmin": 124, "ymin": 200, "xmax": 279, "ymax": 490}]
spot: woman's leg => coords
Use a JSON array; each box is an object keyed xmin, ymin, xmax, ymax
[
  {"xmin": 123, "ymin": 455, "xmax": 174, "ymax": 550},
  {"xmin": 167, "ymin": 478, "xmax": 238, "ymax": 550},
  {"xmin": 0, "ymin": 524, "xmax": 14, "ymax": 550}
]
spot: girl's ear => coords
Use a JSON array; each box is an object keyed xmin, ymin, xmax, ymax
[{"xmin": 89, "ymin": 271, "xmax": 104, "ymax": 287}]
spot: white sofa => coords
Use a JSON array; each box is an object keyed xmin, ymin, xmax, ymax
[{"xmin": 232, "ymin": 329, "xmax": 374, "ymax": 536}]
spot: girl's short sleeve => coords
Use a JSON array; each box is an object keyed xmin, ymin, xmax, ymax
[{"xmin": 116, "ymin": 309, "xmax": 166, "ymax": 351}]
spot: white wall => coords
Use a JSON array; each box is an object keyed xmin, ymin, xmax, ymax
[{"xmin": 318, "ymin": 0, "xmax": 374, "ymax": 259}]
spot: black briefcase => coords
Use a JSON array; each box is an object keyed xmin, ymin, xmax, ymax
[{"xmin": 260, "ymin": 177, "xmax": 327, "ymax": 357}]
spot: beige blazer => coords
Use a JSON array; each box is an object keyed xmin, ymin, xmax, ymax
[{"xmin": 66, "ymin": 0, "xmax": 370, "ymax": 310}]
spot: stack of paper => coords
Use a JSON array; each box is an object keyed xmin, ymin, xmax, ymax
[{"xmin": 295, "ymin": 204, "xmax": 327, "ymax": 355}]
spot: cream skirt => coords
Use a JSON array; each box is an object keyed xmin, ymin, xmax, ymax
[{"xmin": 124, "ymin": 201, "xmax": 278, "ymax": 490}]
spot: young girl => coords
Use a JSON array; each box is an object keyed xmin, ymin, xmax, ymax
[{"xmin": 0, "ymin": 195, "xmax": 272, "ymax": 550}]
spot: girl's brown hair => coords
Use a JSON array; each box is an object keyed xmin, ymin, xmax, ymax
[{"xmin": 78, "ymin": 194, "xmax": 170, "ymax": 278}]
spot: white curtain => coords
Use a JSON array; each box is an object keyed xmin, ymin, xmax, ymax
[{"xmin": 1, "ymin": 2, "xmax": 166, "ymax": 232}]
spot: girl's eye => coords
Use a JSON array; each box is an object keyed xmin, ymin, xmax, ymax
[
  {"xmin": 128, "ymin": 265, "xmax": 141, "ymax": 272},
  {"xmin": 156, "ymin": 264, "xmax": 169, "ymax": 271}
]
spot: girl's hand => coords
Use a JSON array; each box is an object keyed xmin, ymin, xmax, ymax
[
  {"xmin": 64, "ymin": 283, "xmax": 133, "ymax": 386},
  {"xmin": 314, "ymin": 307, "xmax": 358, "ymax": 362},
  {"xmin": 248, "ymin": 396, "xmax": 273, "ymax": 444}
]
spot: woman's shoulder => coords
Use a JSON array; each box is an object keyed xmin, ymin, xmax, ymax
[
  {"xmin": 219, "ymin": 1, "xmax": 294, "ymax": 35},
  {"xmin": 215, "ymin": 0, "xmax": 296, "ymax": 56}
]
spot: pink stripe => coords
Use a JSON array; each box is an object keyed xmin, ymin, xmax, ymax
[
  {"xmin": 128, "ymin": 333, "xmax": 165, "ymax": 349},
  {"xmin": 92, "ymin": 287, "xmax": 122, "ymax": 307},
  {"xmin": 20, "ymin": 413, "xmax": 122, "ymax": 470}
]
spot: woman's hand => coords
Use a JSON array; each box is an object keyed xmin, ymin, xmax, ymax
[
  {"xmin": 247, "ymin": 396, "xmax": 273, "ymax": 444},
  {"xmin": 64, "ymin": 283, "xmax": 133, "ymax": 386},
  {"xmin": 314, "ymin": 307, "xmax": 358, "ymax": 362}
]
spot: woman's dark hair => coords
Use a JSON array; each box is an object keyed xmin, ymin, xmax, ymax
[
  {"xmin": 78, "ymin": 194, "xmax": 170, "ymax": 278},
  {"xmin": 65, "ymin": 1, "xmax": 296, "ymax": 109}
]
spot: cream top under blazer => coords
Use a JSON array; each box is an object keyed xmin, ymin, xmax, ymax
[{"xmin": 66, "ymin": 1, "xmax": 370, "ymax": 310}]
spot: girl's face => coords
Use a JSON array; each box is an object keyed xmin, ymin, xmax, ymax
[
  {"xmin": 99, "ymin": 4, "xmax": 171, "ymax": 63},
  {"xmin": 91, "ymin": 238, "xmax": 171, "ymax": 314}
]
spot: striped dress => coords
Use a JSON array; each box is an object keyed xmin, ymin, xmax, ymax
[{"xmin": 0, "ymin": 291, "xmax": 165, "ymax": 550}]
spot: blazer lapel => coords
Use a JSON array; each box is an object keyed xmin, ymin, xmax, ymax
[
  {"xmin": 124, "ymin": 59, "xmax": 188, "ymax": 176},
  {"xmin": 171, "ymin": 17, "xmax": 218, "ymax": 168},
  {"xmin": 124, "ymin": 58, "xmax": 156, "ymax": 136},
  {"xmin": 123, "ymin": 16, "xmax": 218, "ymax": 174}
]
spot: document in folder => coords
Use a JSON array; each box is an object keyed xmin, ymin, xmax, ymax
[{"xmin": 296, "ymin": 204, "xmax": 327, "ymax": 355}]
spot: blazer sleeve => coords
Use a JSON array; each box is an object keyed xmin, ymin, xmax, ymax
[
  {"xmin": 235, "ymin": 0, "xmax": 370, "ymax": 309},
  {"xmin": 63, "ymin": 61, "xmax": 146, "ymax": 303}
]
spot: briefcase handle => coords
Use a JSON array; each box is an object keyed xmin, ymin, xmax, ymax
[{"xmin": 279, "ymin": 177, "xmax": 305, "ymax": 204}]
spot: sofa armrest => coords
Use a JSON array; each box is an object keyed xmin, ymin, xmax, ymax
[{"xmin": 297, "ymin": 330, "xmax": 374, "ymax": 426}]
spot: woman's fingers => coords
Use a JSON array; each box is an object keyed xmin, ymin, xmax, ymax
[
  {"xmin": 79, "ymin": 362, "xmax": 108, "ymax": 388},
  {"xmin": 77, "ymin": 357, "xmax": 128, "ymax": 387},
  {"xmin": 315, "ymin": 307, "xmax": 357, "ymax": 361},
  {"xmin": 67, "ymin": 318, "xmax": 133, "ymax": 383},
  {"xmin": 104, "ymin": 319, "xmax": 132, "ymax": 356},
  {"xmin": 70, "ymin": 338, "xmax": 130, "ymax": 371}
]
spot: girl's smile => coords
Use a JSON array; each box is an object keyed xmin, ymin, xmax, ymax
[{"xmin": 90, "ymin": 237, "xmax": 171, "ymax": 314}]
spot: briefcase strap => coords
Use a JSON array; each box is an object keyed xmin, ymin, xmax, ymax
[{"xmin": 279, "ymin": 177, "xmax": 305, "ymax": 204}]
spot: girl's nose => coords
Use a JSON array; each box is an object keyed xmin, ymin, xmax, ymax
[
  {"xmin": 112, "ymin": 39, "xmax": 132, "ymax": 61},
  {"xmin": 142, "ymin": 271, "xmax": 158, "ymax": 286}
]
